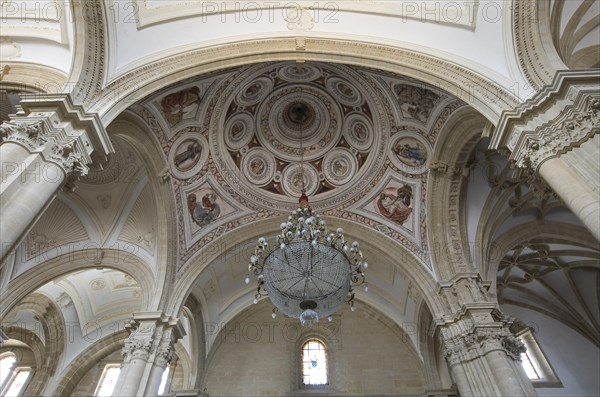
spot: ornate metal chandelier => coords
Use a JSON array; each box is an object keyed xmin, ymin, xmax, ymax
[
  {"xmin": 245, "ymin": 192, "xmax": 368, "ymax": 325},
  {"xmin": 244, "ymin": 99, "xmax": 368, "ymax": 326}
]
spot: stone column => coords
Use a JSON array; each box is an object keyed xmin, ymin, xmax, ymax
[
  {"xmin": 113, "ymin": 312, "xmax": 185, "ymax": 397},
  {"xmin": 0, "ymin": 94, "xmax": 112, "ymax": 264},
  {"xmin": 437, "ymin": 275, "xmax": 537, "ymax": 397},
  {"xmin": 492, "ymin": 70, "xmax": 600, "ymax": 241}
]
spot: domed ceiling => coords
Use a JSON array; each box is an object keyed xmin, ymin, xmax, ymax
[{"xmin": 128, "ymin": 61, "xmax": 466, "ymax": 271}]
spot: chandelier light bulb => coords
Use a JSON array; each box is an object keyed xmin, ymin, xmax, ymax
[
  {"xmin": 253, "ymin": 297, "xmax": 258, "ymax": 304},
  {"xmin": 244, "ymin": 275, "xmax": 251, "ymax": 284},
  {"xmin": 363, "ymin": 261, "xmax": 368, "ymax": 269},
  {"xmin": 351, "ymin": 304, "xmax": 356, "ymax": 312},
  {"xmin": 272, "ymin": 311, "xmax": 277, "ymax": 319},
  {"xmin": 364, "ymin": 284, "xmax": 369, "ymax": 292},
  {"xmin": 327, "ymin": 316, "xmax": 333, "ymax": 322}
]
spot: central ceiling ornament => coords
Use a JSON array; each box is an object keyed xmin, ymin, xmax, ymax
[{"xmin": 245, "ymin": 102, "xmax": 369, "ymax": 326}]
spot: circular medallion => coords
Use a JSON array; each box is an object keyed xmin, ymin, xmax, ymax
[
  {"xmin": 168, "ymin": 133, "xmax": 209, "ymax": 179},
  {"xmin": 389, "ymin": 131, "xmax": 431, "ymax": 174},
  {"xmin": 242, "ymin": 148, "xmax": 277, "ymax": 187},
  {"xmin": 224, "ymin": 113, "xmax": 254, "ymax": 150},
  {"xmin": 343, "ymin": 113, "xmax": 374, "ymax": 151},
  {"xmin": 257, "ymin": 86, "xmax": 342, "ymax": 162},
  {"xmin": 281, "ymin": 162, "xmax": 320, "ymax": 197},
  {"xmin": 236, "ymin": 77, "xmax": 273, "ymax": 106},
  {"xmin": 326, "ymin": 77, "xmax": 363, "ymax": 106},
  {"xmin": 322, "ymin": 148, "xmax": 358, "ymax": 186},
  {"xmin": 278, "ymin": 64, "xmax": 321, "ymax": 82}
]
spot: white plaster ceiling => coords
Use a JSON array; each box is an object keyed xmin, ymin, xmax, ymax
[
  {"xmin": 0, "ymin": 0, "xmax": 74, "ymax": 74},
  {"xmin": 103, "ymin": 0, "xmax": 530, "ymax": 99}
]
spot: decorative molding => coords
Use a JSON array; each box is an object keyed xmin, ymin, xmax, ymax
[
  {"xmin": 512, "ymin": 1, "xmax": 565, "ymax": 92},
  {"xmin": 92, "ymin": 37, "xmax": 517, "ymax": 124},
  {"xmin": 0, "ymin": 120, "xmax": 48, "ymax": 149},
  {"xmin": 521, "ymin": 97, "xmax": 600, "ymax": 169},
  {"xmin": 492, "ymin": 70, "xmax": 600, "ymax": 171},
  {"xmin": 134, "ymin": 1, "xmax": 478, "ymax": 29}
]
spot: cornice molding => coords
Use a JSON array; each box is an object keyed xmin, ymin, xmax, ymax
[
  {"xmin": 91, "ymin": 37, "xmax": 518, "ymax": 125},
  {"xmin": 491, "ymin": 70, "xmax": 600, "ymax": 170},
  {"xmin": 512, "ymin": 0, "xmax": 567, "ymax": 92}
]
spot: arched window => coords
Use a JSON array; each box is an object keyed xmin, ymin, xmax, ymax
[
  {"xmin": 301, "ymin": 339, "xmax": 328, "ymax": 386},
  {"xmin": 0, "ymin": 353, "xmax": 31, "ymax": 397},
  {"xmin": 93, "ymin": 364, "xmax": 121, "ymax": 397},
  {"xmin": 0, "ymin": 354, "xmax": 16, "ymax": 387}
]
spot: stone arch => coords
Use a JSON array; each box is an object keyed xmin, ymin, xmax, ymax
[
  {"xmin": 0, "ymin": 63, "xmax": 67, "ymax": 94},
  {"xmin": 167, "ymin": 215, "xmax": 447, "ymax": 337},
  {"xmin": 512, "ymin": 0, "xmax": 568, "ymax": 91},
  {"xmin": 92, "ymin": 38, "xmax": 518, "ymax": 126},
  {"xmin": 426, "ymin": 106, "xmax": 489, "ymax": 280},
  {"xmin": 0, "ymin": 250, "xmax": 155, "ymax": 319},
  {"xmin": 2, "ymin": 293, "xmax": 65, "ymax": 396},
  {"xmin": 107, "ymin": 111, "xmax": 179, "ymax": 311},
  {"xmin": 49, "ymin": 329, "xmax": 128, "ymax": 397}
]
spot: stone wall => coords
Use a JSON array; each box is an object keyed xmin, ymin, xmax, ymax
[{"xmin": 204, "ymin": 304, "xmax": 427, "ymax": 396}]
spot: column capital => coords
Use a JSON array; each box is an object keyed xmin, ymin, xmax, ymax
[
  {"xmin": 0, "ymin": 93, "xmax": 113, "ymax": 189},
  {"xmin": 121, "ymin": 312, "xmax": 186, "ymax": 366},
  {"xmin": 438, "ymin": 311, "xmax": 527, "ymax": 366},
  {"xmin": 491, "ymin": 70, "xmax": 600, "ymax": 171}
]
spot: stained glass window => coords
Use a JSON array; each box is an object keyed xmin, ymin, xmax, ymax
[{"xmin": 302, "ymin": 339, "xmax": 328, "ymax": 385}]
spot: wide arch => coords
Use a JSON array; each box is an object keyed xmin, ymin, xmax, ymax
[
  {"xmin": 167, "ymin": 215, "xmax": 447, "ymax": 329},
  {"xmin": 91, "ymin": 37, "xmax": 519, "ymax": 126},
  {"xmin": 0, "ymin": 62, "xmax": 67, "ymax": 94},
  {"xmin": 0, "ymin": 250, "xmax": 156, "ymax": 320}
]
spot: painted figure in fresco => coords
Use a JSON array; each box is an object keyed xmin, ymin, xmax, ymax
[
  {"xmin": 161, "ymin": 86, "xmax": 201, "ymax": 126},
  {"xmin": 174, "ymin": 141, "xmax": 201, "ymax": 171},
  {"xmin": 394, "ymin": 85, "xmax": 439, "ymax": 122},
  {"xmin": 377, "ymin": 184, "xmax": 413, "ymax": 226},
  {"xmin": 188, "ymin": 192, "xmax": 221, "ymax": 227},
  {"xmin": 250, "ymin": 158, "xmax": 265, "ymax": 176},
  {"xmin": 332, "ymin": 158, "xmax": 349, "ymax": 176},
  {"xmin": 393, "ymin": 141, "xmax": 427, "ymax": 166}
]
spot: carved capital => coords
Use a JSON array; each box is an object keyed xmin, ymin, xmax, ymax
[
  {"xmin": 502, "ymin": 335, "xmax": 527, "ymax": 360},
  {"xmin": 122, "ymin": 337, "xmax": 153, "ymax": 363},
  {"xmin": 518, "ymin": 96, "xmax": 600, "ymax": 169},
  {"xmin": 155, "ymin": 341, "xmax": 175, "ymax": 368},
  {"xmin": 0, "ymin": 120, "xmax": 48, "ymax": 150},
  {"xmin": 492, "ymin": 70, "xmax": 600, "ymax": 172},
  {"xmin": 48, "ymin": 141, "xmax": 90, "ymax": 191}
]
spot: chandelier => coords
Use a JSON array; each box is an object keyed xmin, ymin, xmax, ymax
[{"xmin": 244, "ymin": 100, "xmax": 368, "ymax": 326}]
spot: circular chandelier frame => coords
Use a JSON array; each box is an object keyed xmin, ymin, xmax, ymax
[{"xmin": 246, "ymin": 193, "xmax": 368, "ymax": 326}]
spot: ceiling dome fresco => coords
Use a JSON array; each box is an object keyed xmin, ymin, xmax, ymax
[
  {"xmin": 211, "ymin": 62, "xmax": 390, "ymax": 210},
  {"xmin": 134, "ymin": 61, "xmax": 464, "ymax": 261}
]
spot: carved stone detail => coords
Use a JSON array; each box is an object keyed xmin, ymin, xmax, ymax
[
  {"xmin": 440, "ymin": 314, "xmax": 527, "ymax": 366},
  {"xmin": 155, "ymin": 341, "xmax": 175, "ymax": 368},
  {"xmin": 519, "ymin": 97, "xmax": 600, "ymax": 169},
  {"xmin": 0, "ymin": 120, "xmax": 48, "ymax": 150},
  {"xmin": 121, "ymin": 337, "xmax": 153, "ymax": 363},
  {"xmin": 502, "ymin": 335, "xmax": 527, "ymax": 360}
]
